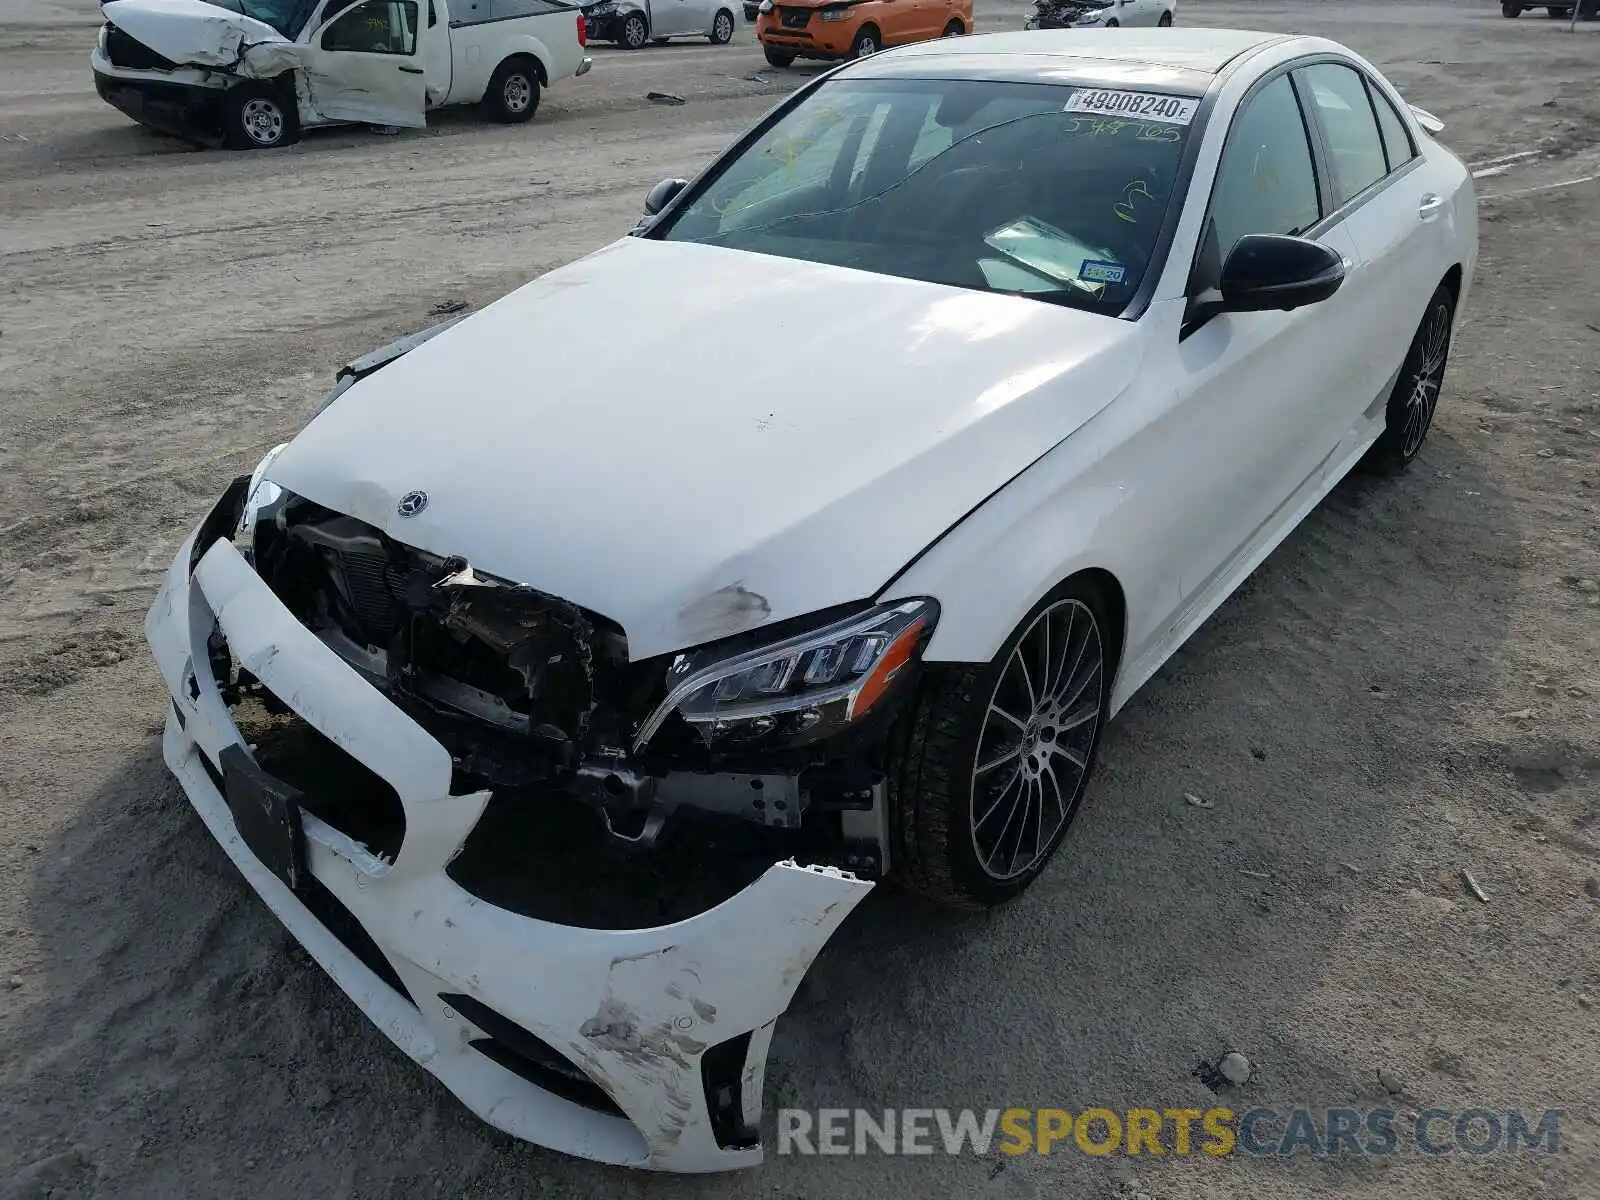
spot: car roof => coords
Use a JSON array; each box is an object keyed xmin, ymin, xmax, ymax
[{"xmin": 842, "ymin": 28, "xmax": 1296, "ymax": 90}]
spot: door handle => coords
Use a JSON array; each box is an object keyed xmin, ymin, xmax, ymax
[
  {"xmin": 398, "ymin": 64, "xmax": 425, "ymax": 74},
  {"xmin": 1418, "ymin": 193, "xmax": 1445, "ymax": 221}
]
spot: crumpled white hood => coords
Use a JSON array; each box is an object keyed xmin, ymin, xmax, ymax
[
  {"xmin": 270, "ymin": 238, "xmax": 1148, "ymax": 659},
  {"xmin": 101, "ymin": 0, "xmax": 300, "ymax": 76}
]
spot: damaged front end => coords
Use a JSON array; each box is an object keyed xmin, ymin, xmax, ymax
[
  {"xmin": 145, "ymin": 449, "xmax": 920, "ymax": 1167},
  {"xmin": 241, "ymin": 481, "xmax": 932, "ymax": 876}
]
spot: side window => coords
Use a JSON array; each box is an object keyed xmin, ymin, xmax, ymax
[
  {"xmin": 1206, "ymin": 74, "xmax": 1322, "ymax": 269},
  {"xmin": 1370, "ymin": 84, "xmax": 1416, "ymax": 171},
  {"xmin": 320, "ymin": 0, "xmax": 418, "ymax": 53},
  {"xmin": 1298, "ymin": 63, "xmax": 1389, "ymax": 206}
]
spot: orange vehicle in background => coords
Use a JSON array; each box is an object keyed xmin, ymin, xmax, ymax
[{"xmin": 755, "ymin": 0, "xmax": 973, "ymax": 66}]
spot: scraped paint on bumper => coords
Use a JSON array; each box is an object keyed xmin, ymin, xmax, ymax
[{"xmin": 145, "ymin": 529, "xmax": 873, "ymax": 1171}]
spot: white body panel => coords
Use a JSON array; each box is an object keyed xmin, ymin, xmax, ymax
[
  {"xmin": 95, "ymin": 0, "xmax": 589, "ymax": 131},
  {"xmin": 139, "ymin": 27, "xmax": 1477, "ymax": 1171},
  {"xmin": 268, "ymin": 236, "xmax": 1148, "ymax": 660}
]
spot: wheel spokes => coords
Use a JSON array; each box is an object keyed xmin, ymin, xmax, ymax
[{"xmin": 970, "ymin": 598, "xmax": 1106, "ymax": 882}]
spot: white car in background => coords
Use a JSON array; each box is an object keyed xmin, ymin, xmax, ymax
[
  {"xmin": 146, "ymin": 28, "xmax": 1474, "ymax": 1172},
  {"xmin": 582, "ymin": 0, "xmax": 737, "ymax": 48},
  {"xmin": 91, "ymin": 0, "xmax": 592, "ymax": 149},
  {"xmin": 1026, "ymin": 0, "xmax": 1176, "ymax": 29}
]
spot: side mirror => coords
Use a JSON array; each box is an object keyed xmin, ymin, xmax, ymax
[
  {"xmin": 1218, "ymin": 233, "xmax": 1346, "ymax": 313},
  {"xmin": 643, "ymin": 176, "xmax": 689, "ymax": 216}
]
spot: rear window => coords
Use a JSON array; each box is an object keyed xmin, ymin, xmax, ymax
[{"xmin": 657, "ymin": 77, "xmax": 1200, "ymax": 316}]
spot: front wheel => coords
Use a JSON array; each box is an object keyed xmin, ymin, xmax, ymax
[
  {"xmin": 850, "ymin": 24, "xmax": 880, "ymax": 57},
  {"xmin": 887, "ymin": 579, "xmax": 1114, "ymax": 909},
  {"xmin": 223, "ymin": 83, "xmax": 299, "ymax": 150},
  {"xmin": 1501, "ymin": 2, "xmax": 1522, "ymax": 15},
  {"xmin": 763, "ymin": 44, "xmax": 796, "ymax": 66},
  {"xmin": 1362, "ymin": 284, "xmax": 1456, "ymax": 474},
  {"xmin": 619, "ymin": 11, "xmax": 649, "ymax": 47},
  {"xmin": 1158, "ymin": 9, "xmax": 1173, "ymax": 25},
  {"xmin": 1104, "ymin": 17, "xmax": 1119, "ymax": 27},
  {"xmin": 942, "ymin": 17, "xmax": 963, "ymax": 34},
  {"xmin": 709, "ymin": 8, "xmax": 735, "ymax": 41}
]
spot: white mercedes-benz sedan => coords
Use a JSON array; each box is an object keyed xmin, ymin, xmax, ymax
[{"xmin": 145, "ymin": 28, "xmax": 1476, "ymax": 1172}]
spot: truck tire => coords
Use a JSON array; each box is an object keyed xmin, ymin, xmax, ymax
[
  {"xmin": 1501, "ymin": 2, "xmax": 1522, "ymax": 14},
  {"xmin": 223, "ymin": 81, "xmax": 299, "ymax": 150},
  {"xmin": 485, "ymin": 57, "xmax": 540, "ymax": 123}
]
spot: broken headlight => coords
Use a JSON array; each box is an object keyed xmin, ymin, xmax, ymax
[{"xmin": 633, "ymin": 598, "xmax": 936, "ymax": 751}]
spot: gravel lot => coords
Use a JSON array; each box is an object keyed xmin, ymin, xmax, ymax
[{"xmin": 2, "ymin": 1, "xmax": 1598, "ymax": 1197}]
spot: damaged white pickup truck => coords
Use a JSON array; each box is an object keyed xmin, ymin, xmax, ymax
[{"xmin": 92, "ymin": 0, "xmax": 592, "ymax": 149}]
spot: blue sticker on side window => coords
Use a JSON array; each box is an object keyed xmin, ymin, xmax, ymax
[{"xmin": 1080, "ymin": 260, "xmax": 1127, "ymax": 285}]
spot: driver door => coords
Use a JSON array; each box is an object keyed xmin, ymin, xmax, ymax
[{"xmin": 299, "ymin": 0, "xmax": 428, "ymax": 128}]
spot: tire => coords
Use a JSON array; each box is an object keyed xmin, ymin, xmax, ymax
[
  {"xmin": 763, "ymin": 44, "xmax": 796, "ymax": 66},
  {"xmin": 887, "ymin": 576, "xmax": 1116, "ymax": 909},
  {"xmin": 1158, "ymin": 10, "xmax": 1173, "ymax": 25},
  {"xmin": 620, "ymin": 11, "xmax": 649, "ymax": 47},
  {"xmin": 1362, "ymin": 284, "xmax": 1456, "ymax": 474},
  {"xmin": 1104, "ymin": 17, "xmax": 1119, "ymax": 27},
  {"xmin": 1501, "ymin": 2, "xmax": 1522, "ymax": 15},
  {"xmin": 709, "ymin": 8, "xmax": 735, "ymax": 41},
  {"xmin": 222, "ymin": 82, "xmax": 299, "ymax": 150},
  {"xmin": 942, "ymin": 17, "xmax": 963, "ymax": 34},
  {"xmin": 850, "ymin": 23, "xmax": 880, "ymax": 56},
  {"xmin": 484, "ymin": 58, "xmax": 540, "ymax": 123}
]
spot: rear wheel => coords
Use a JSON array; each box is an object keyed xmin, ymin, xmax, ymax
[
  {"xmin": 1501, "ymin": 2, "xmax": 1523, "ymax": 15},
  {"xmin": 1104, "ymin": 16, "xmax": 1119, "ymax": 26},
  {"xmin": 619, "ymin": 11, "xmax": 649, "ymax": 47},
  {"xmin": 710, "ymin": 8, "xmax": 735, "ymax": 41},
  {"xmin": 763, "ymin": 44, "xmax": 795, "ymax": 66},
  {"xmin": 223, "ymin": 82, "xmax": 299, "ymax": 150},
  {"xmin": 484, "ymin": 58, "xmax": 540, "ymax": 123},
  {"xmin": 887, "ymin": 577, "xmax": 1115, "ymax": 909},
  {"xmin": 1158, "ymin": 9, "xmax": 1173, "ymax": 25},
  {"xmin": 850, "ymin": 23, "xmax": 880, "ymax": 56},
  {"xmin": 1363, "ymin": 284, "xmax": 1456, "ymax": 474}
]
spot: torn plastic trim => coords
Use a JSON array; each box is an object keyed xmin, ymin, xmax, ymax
[
  {"xmin": 312, "ymin": 312, "xmax": 473, "ymax": 419},
  {"xmin": 146, "ymin": 533, "xmax": 876, "ymax": 1170}
]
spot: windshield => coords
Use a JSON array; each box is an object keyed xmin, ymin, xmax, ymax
[
  {"xmin": 657, "ymin": 78, "xmax": 1197, "ymax": 315},
  {"xmin": 200, "ymin": 0, "xmax": 318, "ymax": 37}
]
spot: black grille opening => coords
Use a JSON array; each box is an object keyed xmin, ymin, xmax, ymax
[
  {"xmin": 233, "ymin": 704, "xmax": 408, "ymax": 863},
  {"xmin": 777, "ymin": 6, "xmax": 811, "ymax": 26},
  {"xmin": 702, "ymin": 1031, "xmax": 759, "ymax": 1150},
  {"xmin": 441, "ymin": 991, "xmax": 625, "ymax": 1117},
  {"xmin": 105, "ymin": 22, "xmax": 178, "ymax": 70},
  {"xmin": 193, "ymin": 743, "xmax": 414, "ymax": 1005},
  {"xmin": 300, "ymin": 872, "xmax": 415, "ymax": 1004}
]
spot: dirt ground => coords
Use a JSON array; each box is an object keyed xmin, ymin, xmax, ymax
[{"xmin": 1, "ymin": 0, "xmax": 1598, "ymax": 1196}]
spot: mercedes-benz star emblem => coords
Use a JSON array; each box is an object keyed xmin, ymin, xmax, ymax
[{"xmin": 397, "ymin": 490, "xmax": 429, "ymax": 518}]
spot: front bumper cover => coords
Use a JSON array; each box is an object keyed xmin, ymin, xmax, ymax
[{"xmin": 145, "ymin": 503, "xmax": 873, "ymax": 1171}]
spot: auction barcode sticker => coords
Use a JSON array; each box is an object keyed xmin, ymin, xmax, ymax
[{"xmin": 1064, "ymin": 89, "xmax": 1200, "ymax": 125}]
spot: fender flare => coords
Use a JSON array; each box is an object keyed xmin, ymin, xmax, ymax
[{"xmin": 481, "ymin": 35, "xmax": 555, "ymax": 95}]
